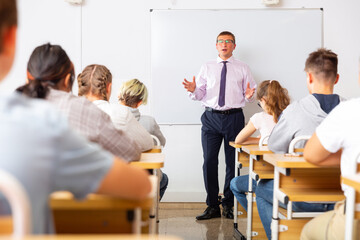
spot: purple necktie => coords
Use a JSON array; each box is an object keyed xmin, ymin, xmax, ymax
[{"xmin": 218, "ymin": 61, "xmax": 228, "ymax": 107}]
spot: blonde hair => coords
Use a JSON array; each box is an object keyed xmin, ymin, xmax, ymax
[
  {"xmin": 77, "ymin": 64, "xmax": 112, "ymax": 101},
  {"xmin": 118, "ymin": 79, "xmax": 148, "ymax": 107},
  {"xmin": 257, "ymin": 80, "xmax": 290, "ymax": 123}
]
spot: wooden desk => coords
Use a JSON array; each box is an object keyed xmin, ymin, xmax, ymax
[
  {"xmin": 131, "ymin": 153, "xmax": 165, "ymax": 234},
  {"xmin": 263, "ymin": 154, "xmax": 344, "ymax": 240},
  {"xmin": 342, "ymin": 174, "xmax": 360, "ymax": 240},
  {"xmin": 143, "ymin": 146, "xmax": 162, "ymax": 153},
  {"xmin": 131, "ymin": 153, "xmax": 164, "ymax": 169},
  {"xmin": 0, "ymin": 235, "xmax": 182, "ymax": 240},
  {"xmin": 50, "ymin": 192, "xmax": 152, "ymax": 234},
  {"xmin": 241, "ymin": 145, "xmax": 273, "ymax": 240}
]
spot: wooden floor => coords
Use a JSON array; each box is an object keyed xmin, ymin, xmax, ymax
[{"xmin": 158, "ymin": 202, "xmax": 246, "ymax": 240}]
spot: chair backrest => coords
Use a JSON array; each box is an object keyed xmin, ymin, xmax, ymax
[
  {"xmin": 259, "ymin": 135, "xmax": 270, "ymax": 147},
  {"xmin": 0, "ymin": 169, "xmax": 31, "ymax": 236},
  {"xmin": 151, "ymin": 135, "xmax": 161, "ymax": 147},
  {"xmin": 288, "ymin": 135, "xmax": 311, "ymax": 155}
]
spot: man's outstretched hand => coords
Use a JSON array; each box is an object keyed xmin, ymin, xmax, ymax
[
  {"xmin": 182, "ymin": 76, "xmax": 196, "ymax": 93},
  {"xmin": 245, "ymin": 82, "xmax": 255, "ymax": 99}
]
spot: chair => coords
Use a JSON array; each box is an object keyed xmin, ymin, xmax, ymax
[
  {"xmin": 258, "ymin": 135, "xmax": 269, "ymax": 147},
  {"xmin": 144, "ymin": 135, "xmax": 163, "ymax": 153},
  {"xmin": 288, "ymin": 135, "xmax": 311, "ymax": 155},
  {"xmin": 0, "ymin": 169, "xmax": 31, "ymax": 236},
  {"xmin": 151, "ymin": 135, "xmax": 161, "ymax": 147}
]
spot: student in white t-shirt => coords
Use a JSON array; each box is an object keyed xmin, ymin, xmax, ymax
[
  {"xmin": 300, "ymin": 65, "xmax": 360, "ymax": 240},
  {"xmin": 230, "ymin": 80, "xmax": 290, "ymax": 210},
  {"xmin": 234, "ymin": 80, "xmax": 290, "ymax": 145}
]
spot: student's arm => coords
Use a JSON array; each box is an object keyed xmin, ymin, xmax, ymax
[
  {"xmin": 96, "ymin": 157, "xmax": 151, "ymax": 200},
  {"xmin": 304, "ymin": 133, "xmax": 341, "ymax": 166},
  {"xmin": 235, "ymin": 121, "xmax": 259, "ymax": 145}
]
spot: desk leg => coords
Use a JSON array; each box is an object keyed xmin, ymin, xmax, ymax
[
  {"xmin": 133, "ymin": 207, "xmax": 141, "ymax": 234},
  {"xmin": 271, "ymin": 167, "xmax": 280, "ymax": 240},
  {"xmin": 247, "ymin": 155, "xmax": 254, "ymax": 240},
  {"xmin": 155, "ymin": 169, "xmax": 161, "ymax": 234},
  {"xmin": 234, "ymin": 148, "xmax": 246, "ymax": 240},
  {"xmin": 149, "ymin": 169, "xmax": 160, "ymax": 234},
  {"xmin": 345, "ymin": 187, "xmax": 355, "ymax": 240},
  {"xmin": 234, "ymin": 148, "xmax": 240, "ymax": 229}
]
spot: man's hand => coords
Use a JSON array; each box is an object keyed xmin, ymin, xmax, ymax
[
  {"xmin": 245, "ymin": 82, "xmax": 255, "ymax": 99},
  {"xmin": 182, "ymin": 76, "xmax": 196, "ymax": 93}
]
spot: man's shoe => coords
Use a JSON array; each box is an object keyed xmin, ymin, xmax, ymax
[
  {"xmin": 222, "ymin": 205, "xmax": 234, "ymax": 219},
  {"xmin": 196, "ymin": 206, "xmax": 221, "ymax": 220}
]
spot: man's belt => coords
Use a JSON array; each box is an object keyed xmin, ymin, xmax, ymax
[{"xmin": 205, "ymin": 107, "xmax": 242, "ymax": 115}]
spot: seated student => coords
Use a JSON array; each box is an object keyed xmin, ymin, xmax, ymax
[
  {"xmin": 230, "ymin": 80, "xmax": 290, "ymax": 211},
  {"xmin": 0, "ymin": 0, "xmax": 151, "ymax": 234},
  {"xmin": 77, "ymin": 64, "xmax": 153, "ymax": 152},
  {"xmin": 119, "ymin": 79, "xmax": 166, "ymax": 147},
  {"xmin": 256, "ymin": 48, "xmax": 343, "ymax": 239},
  {"xmin": 17, "ymin": 43, "xmax": 140, "ymax": 162},
  {"xmin": 300, "ymin": 61, "xmax": 360, "ymax": 240},
  {"xmin": 118, "ymin": 79, "xmax": 168, "ymax": 200}
]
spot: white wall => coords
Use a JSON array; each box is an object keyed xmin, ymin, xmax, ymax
[{"xmin": 3, "ymin": 0, "xmax": 360, "ymax": 202}]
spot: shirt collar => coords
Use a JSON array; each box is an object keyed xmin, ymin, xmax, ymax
[{"xmin": 217, "ymin": 55, "xmax": 234, "ymax": 64}]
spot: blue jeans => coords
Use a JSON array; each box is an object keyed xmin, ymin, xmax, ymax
[
  {"xmin": 159, "ymin": 171, "xmax": 168, "ymax": 201},
  {"xmin": 230, "ymin": 175, "xmax": 256, "ymax": 211},
  {"xmin": 255, "ymin": 179, "xmax": 335, "ymax": 240}
]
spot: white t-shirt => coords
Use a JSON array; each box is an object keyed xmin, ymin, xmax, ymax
[
  {"xmin": 93, "ymin": 100, "xmax": 154, "ymax": 152},
  {"xmin": 316, "ymin": 98, "xmax": 360, "ymax": 195},
  {"xmin": 250, "ymin": 111, "xmax": 276, "ymax": 144}
]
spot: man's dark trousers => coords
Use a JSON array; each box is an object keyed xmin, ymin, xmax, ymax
[{"xmin": 201, "ymin": 109, "xmax": 244, "ymax": 208}]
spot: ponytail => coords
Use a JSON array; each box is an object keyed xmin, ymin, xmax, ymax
[
  {"xmin": 257, "ymin": 80, "xmax": 290, "ymax": 122},
  {"xmin": 16, "ymin": 79, "xmax": 50, "ymax": 99}
]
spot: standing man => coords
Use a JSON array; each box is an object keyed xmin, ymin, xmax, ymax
[{"xmin": 182, "ymin": 31, "xmax": 256, "ymax": 220}]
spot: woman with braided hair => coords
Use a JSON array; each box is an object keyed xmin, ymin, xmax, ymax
[{"xmin": 77, "ymin": 64, "xmax": 154, "ymax": 152}]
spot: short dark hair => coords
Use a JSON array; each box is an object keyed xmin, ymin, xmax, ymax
[
  {"xmin": 305, "ymin": 48, "xmax": 338, "ymax": 81},
  {"xmin": 0, "ymin": 0, "xmax": 17, "ymax": 53},
  {"xmin": 217, "ymin": 31, "xmax": 236, "ymax": 44}
]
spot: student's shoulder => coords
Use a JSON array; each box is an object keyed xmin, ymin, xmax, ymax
[
  {"xmin": 333, "ymin": 97, "xmax": 360, "ymax": 113},
  {"xmin": 140, "ymin": 115, "xmax": 157, "ymax": 123},
  {"xmin": 1, "ymin": 92, "xmax": 69, "ymax": 131},
  {"xmin": 283, "ymin": 95, "xmax": 317, "ymax": 113},
  {"xmin": 231, "ymin": 58, "xmax": 250, "ymax": 68},
  {"xmin": 67, "ymin": 94, "xmax": 108, "ymax": 114},
  {"xmin": 250, "ymin": 111, "xmax": 265, "ymax": 121},
  {"xmin": 202, "ymin": 59, "xmax": 218, "ymax": 68}
]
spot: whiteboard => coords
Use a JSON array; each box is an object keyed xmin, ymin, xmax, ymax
[{"xmin": 151, "ymin": 9, "xmax": 323, "ymax": 124}]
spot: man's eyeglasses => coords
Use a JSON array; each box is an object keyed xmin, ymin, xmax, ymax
[
  {"xmin": 257, "ymin": 102, "xmax": 262, "ymax": 109},
  {"xmin": 217, "ymin": 39, "xmax": 234, "ymax": 44}
]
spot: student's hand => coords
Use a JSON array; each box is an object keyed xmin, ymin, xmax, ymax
[
  {"xmin": 182, "ymin": 76, "xmax": 196, "ymax": 93},
  {"xmin": 245, "ymin": 82, "xmax": 255, "ymax": 99}
]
